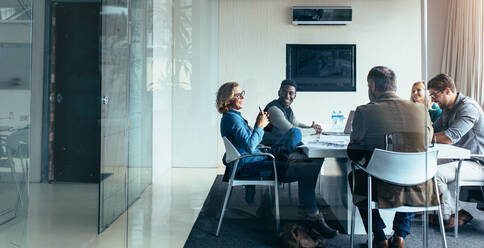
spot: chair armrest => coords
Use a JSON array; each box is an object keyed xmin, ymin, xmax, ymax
[
  {"xmin": 350, "ymin": 161, "xmax": 366, "ymax": 172},
  {"xmin": 257, "ymin": 144, "xmax": 271, "ymax": 152},
  {"xmin": 456, "ymin": 155, "xmax": 484, "ymax": 178},
  {"xmin": 232, "ymin": 153, "xmax": 278, "ymax": 183},
  {"xmin": 350, "ymin": 161, "xmax": 371, "ymax": 180},
  {"xmin": 239, "ymin": 153, "xmax": 275, "ymax": 160},
  {"xmin": 349, "ymin": 161, "xmax": 368, "ymax": 194}
]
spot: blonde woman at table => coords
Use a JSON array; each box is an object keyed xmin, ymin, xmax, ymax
[
  {"xmin": 216, "ymin": 82, "xmax": 338, "ymax": 239},
  {"xmin": 410, "ymin": 81, "xmax": 442, "ymax": 122}
]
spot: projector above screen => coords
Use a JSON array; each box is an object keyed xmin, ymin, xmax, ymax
[{"xmin": 292, "ymin": 6, "xmax": 352, "ymax": 25}]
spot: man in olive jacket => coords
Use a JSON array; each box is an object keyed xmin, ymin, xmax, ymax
[{"xmin": 347, "ymin": 66, "xmax": 438, "ymax": 248}]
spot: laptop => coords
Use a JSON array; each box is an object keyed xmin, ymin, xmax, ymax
[{"xmin": 322, "ymin": 110, "xmax": 355, "ymax": 135}]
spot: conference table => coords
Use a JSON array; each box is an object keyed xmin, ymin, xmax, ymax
[{"xmin": 297, "ymin": 134, "xmax": 471, "ymax": 234}]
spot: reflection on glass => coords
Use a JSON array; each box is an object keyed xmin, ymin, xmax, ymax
[
  {"xmin": 173, "ymin": 0, "xmax": 192, "ymax": 90},
  {"xmin": 128, "ymin": 0, "xmax": 153, "ymax": 207},
  {"xmin": 0, "ymin": 0, "xmax": 31, "ymax": 247},
  {"xmin": 99, "ymin": 1, "xmax": 129, "ymax": 233}
]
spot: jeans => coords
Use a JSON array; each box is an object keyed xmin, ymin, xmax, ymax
[
  {"xmin": 358, "ymin": 208, "xmax": 415, "ymax": 241},
  {"xmin": 435, "ymin": 160, "xmax": 484, "ymax": 218},
  {"xmin": 270, "ymin": 128, "xmax": 303, "ymax": 159}
]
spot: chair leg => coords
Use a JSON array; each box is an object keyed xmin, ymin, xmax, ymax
[
  {"xmin": 268, "ymin": 186, "xmax": 273, "ymax": 203},
  {"xmin": 287, "ymin": 183, "xmax": 292, "ymax": 205},
  {"xmin": 455, "ymin": 184, "xmax": 460, "ymax": 238},
  {"xmin": 367, "ymin": 175, "xmax": 372, "ymax": 248},
  {"xmin": 318, "ymin": 173, "xmax": 321, "ymax": 195},
  {"xmin": 423, "ymin": 210, "xmax": 428, "ymax": 248},
  {"xmin": 8, "ymin": 155, "xmax": 23, "ymax": 207},
  {"xmin": 216, "ymin": 183, "xmax": 233, "ymax": 236},
  {"xmin": 350, "ymin": 203, "xmax": 356, "ymax": 248},
  {"xmin": 274, "ymin": 183, "xmax": 280, "ymax": 232},
  {"xmin": 434, "ymin": 178, "xmax": 448, "ymax": 248},
  {"xmin": 437, "ymin": 205, "xmax": 448, "ymax": 248}
]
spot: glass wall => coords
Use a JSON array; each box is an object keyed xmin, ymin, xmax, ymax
[
  {"xmin": 0, "ymin": 0, "xmax": 153, "ymax": 247},
  {"xmin": 99, "ymin": 0, "xmax": 130, "ymax": 233},
  {"xmin": 99, "ymin": 0, "xmax": 153, "ymax": 236},
  {"xmin": 126, "ymin": 0, "xmax": 153, "ymax": 246},
  {"xmin": 127, "ymin": 0, "xmax": 153, "ymax": 208},
  {"xmin": 99, "ymin": 0, "xmax": 154, "ymax": 240},
  {"xmin": 0, "ymin": 0, "xmax": 31, "ymax": 247}
]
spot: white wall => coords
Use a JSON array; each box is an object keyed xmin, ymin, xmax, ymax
[
  {"xmin": 427, "ymin": 0, "xmax": 449, "ymax": 79},
  {"xmin": 218, "ymin": 0, "xmax": 423, "ymax": 164},
  {"xmin": 152, "ymin": 0, "xmax": 173, "ymax": 181}
]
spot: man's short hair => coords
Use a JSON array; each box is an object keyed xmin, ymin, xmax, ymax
[
  {"xmin": 428, "ymin": 73, "xmax": 456, "ymax": 93},
  {"xmin": 367, "ymin": 66, "xmax": 397, "ymax": 92},
  {"xmin": 280, "ymin": 79, "xmax": 297, "ymax": 90}
]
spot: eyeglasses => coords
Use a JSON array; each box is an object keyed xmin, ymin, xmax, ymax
[
  {"xmin": 429, "ymin": 91, "xmax": 442, "ymax": 99},
  {"xmin": 234, "ymin": 90, "xmax": 245, "ymax": 99}
]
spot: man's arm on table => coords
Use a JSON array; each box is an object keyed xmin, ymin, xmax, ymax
[{"xmin": 433, "ymin": 103, "xmax": 478, "ymax": 144}]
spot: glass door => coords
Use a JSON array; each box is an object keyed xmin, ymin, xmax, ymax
[{"xmin": 99, "ymin": 0, "xmax": 130, "ymax": 234}]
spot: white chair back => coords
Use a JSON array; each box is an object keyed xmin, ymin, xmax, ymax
[
  {"xmin": 222, "ymin": 137, "xmax": 240, "ymax": 163},
  {"xmin": 366, "ymin": 149, "xmax": 438, "ymax": 186}
]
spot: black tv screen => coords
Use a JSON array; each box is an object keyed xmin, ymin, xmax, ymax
[{"xmin": 286, "ymin": 44, "xmax": 356, "ymax": 91}]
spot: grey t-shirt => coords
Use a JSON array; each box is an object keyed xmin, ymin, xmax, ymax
[
  {"xmin": 433, "ymin": 92, "xmax": 484, "ymax": 161},
  {"xmin": 262, "ymin": 105, "xmax": 312, "ymax": 145}
]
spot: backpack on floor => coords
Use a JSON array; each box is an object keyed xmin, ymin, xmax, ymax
[{"xmin": 279, "ymin": 223, "xmax": 324, "ymax": 248}]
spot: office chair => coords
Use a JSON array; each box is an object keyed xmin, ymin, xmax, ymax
[
  {"xmin": 216, "ymin": 137, "xmax": 280, "ymax": 236},
  {"xmin": 349, "ymin": 149, "xmax": 447, "ymax": 248},
  {"xmin": 453, "ymin": 154, "xmax": 484, "ymax": 238}
]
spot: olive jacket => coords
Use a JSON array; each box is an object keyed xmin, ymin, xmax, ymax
[{"xmin": 347, "ymin": 92, "xmax": 439, "ymax": 208}]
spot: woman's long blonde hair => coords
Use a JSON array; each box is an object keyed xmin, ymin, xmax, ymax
[
  {"xmin": 410, "ymin": 81, "xmax": 432, "ymax": 108},
  {"xmin": 216, "ymin": 82, "xmax": 239, "ymax": 114}
]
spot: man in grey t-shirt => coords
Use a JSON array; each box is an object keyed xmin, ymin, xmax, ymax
[
  {"xmin": 429, "ymin": 73, "xmax": 484, "ymax": 228},
  {"xmin": 262, "ymin": 80, "xmax": 322, "ymax": 154}
]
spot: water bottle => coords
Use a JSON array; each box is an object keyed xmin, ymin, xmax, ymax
[
  {"xmin": 331, "ymin": 110, "xmax": 337, "ymax": 130},
  {"xmin": 337, "ymin": 110, "xmax": 344, "ymax": 130}
]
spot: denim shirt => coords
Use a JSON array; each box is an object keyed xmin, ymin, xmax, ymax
[
  {"xmin": 433, "ymin": 92, "xmax": 484, "ymax": 161},
  {"xmin": 220, "ymin": 109, "xmax": 266, "ymax": 172}
]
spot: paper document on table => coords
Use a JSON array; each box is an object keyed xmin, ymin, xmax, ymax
[{"xmin": 300, "ymin": 135, "xmax": 350, "ymax": 148}]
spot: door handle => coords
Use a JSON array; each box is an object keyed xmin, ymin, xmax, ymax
[
  {"xmin": 102, "ymin": 96, "xmax": 109, "ymax": 105},
  {"xmin": 56, "ymin": 92, "xmax": 63, "ymax": 104}
]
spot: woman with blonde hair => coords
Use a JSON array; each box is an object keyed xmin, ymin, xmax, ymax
[
  {"xmin": 216, "ymin": 82, "xmax": 338, "ymax": 239},
  {"xmin": 410, "ymin": 81, "xmax": 442, "ymax": 122}
]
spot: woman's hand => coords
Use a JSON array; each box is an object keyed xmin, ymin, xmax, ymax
[{"xmin": 256, "ymin": 111, "xmax": 270, "ymax": 129}]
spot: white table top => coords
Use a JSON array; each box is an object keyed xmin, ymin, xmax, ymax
[{"xmin": 298, "ymin": 134, "xmax": 471, "ymax": 160}]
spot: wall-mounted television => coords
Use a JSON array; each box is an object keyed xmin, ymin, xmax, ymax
[{"xmin": 286, "ymin": 44, "xmax": 356, "ymax": 92}]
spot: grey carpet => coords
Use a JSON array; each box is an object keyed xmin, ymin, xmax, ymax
[{"xmin": 184, "ymin": 175, "xmax": 484, "ymax": 248}]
